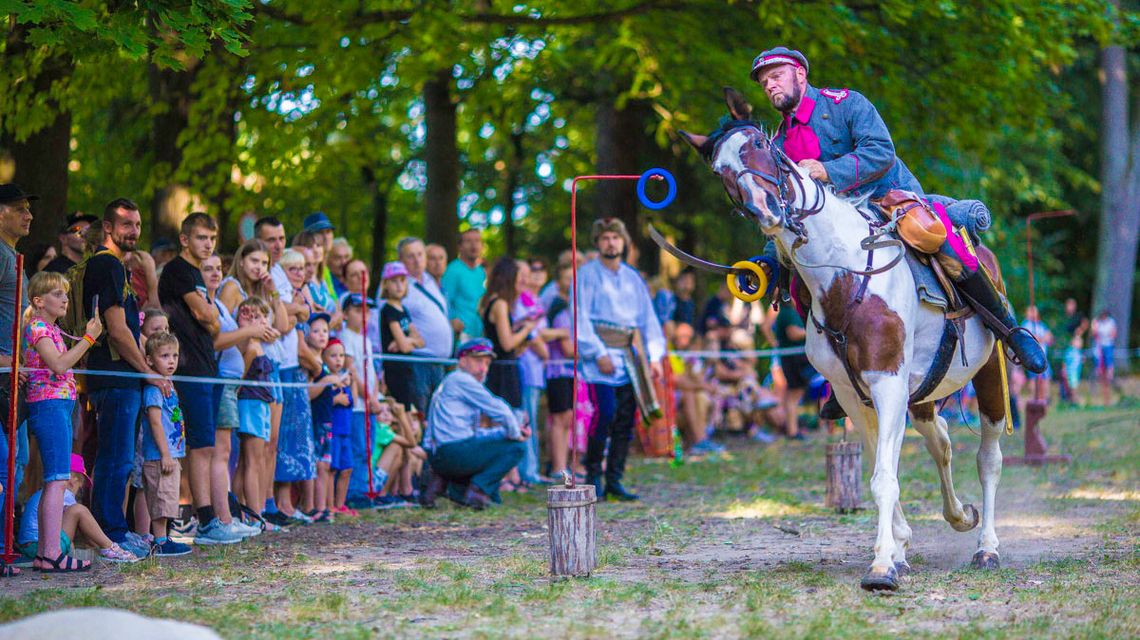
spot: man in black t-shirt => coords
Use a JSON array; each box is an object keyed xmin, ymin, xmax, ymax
[
  {"xmin": 158, "ymin": 212, "xmax": 246, "ymax": 544},
  {"xmin": 86, "ymin": 198, "xmax": 172, "ymax": 556},
  {"xmin": 772, "ymin": 303, "xmax": 813, "ymax": 440}
]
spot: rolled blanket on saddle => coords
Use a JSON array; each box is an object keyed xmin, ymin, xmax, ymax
[
  {"xmin": 594, "ymin": 322, "xmax": 663, "ymax": 424},
  {"xmin": 925, "ymin": 194, "xmax": 991, "ymax": 246}
]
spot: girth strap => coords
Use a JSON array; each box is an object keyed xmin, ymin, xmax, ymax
[
  {"xmin": 907, "ymin": 319, "xmax": 959, "ymax": 405},
  {"xmin": 808, "ymin": 227, "xmax": 963, "ymax": 408}
]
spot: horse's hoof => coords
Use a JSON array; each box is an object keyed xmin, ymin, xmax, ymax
[
  {"xmin": 952, "ymin": 504, "xmax": 980, "ymax": 532},
  {"xmin": 971, "ymin": 550, "xmax": 1000, "ymax": 570},
  {"xmin": 894, "ymin": 560, "xmax": 912, "ymax": 576},
  {"xmin": 860, "ymin": 565, "xmax": 900, "ymax": 592}
]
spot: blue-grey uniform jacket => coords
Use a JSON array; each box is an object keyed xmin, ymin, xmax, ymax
[{"xmin": 773, "ymin": 84, "xmax": 923, "ymax": 200}]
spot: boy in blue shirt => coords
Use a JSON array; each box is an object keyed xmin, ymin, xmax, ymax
[{"xmin": 142, "ymin": 333, "xmax": 192, "ymax": 556}]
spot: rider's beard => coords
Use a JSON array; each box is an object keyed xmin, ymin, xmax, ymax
[{"xmin": 772, "ymin": 83, "xmax": 803, "ymax": 114}]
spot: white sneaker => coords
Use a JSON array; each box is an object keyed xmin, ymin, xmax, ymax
[
  {"xmin": 232, "ymin": 520, "xmax": 261, "ymax": 538},
  {"xmin": 288, "ymin": 510, "xmax": 314, "ymax": 524},
  {"xmin": 195, "ymin": 519, "xmax": 246, "ymax": 545}
]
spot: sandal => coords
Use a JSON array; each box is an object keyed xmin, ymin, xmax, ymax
[
  {"xmin": 0, "ymin": 562, "xmax": 20, "ymax": 577},
  {"xmin": 34, "ymin": 551, "xmax": 91, "ymax": 573}
]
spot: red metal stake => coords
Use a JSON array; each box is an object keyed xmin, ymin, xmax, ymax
[
  {"xmin": 3, "ymin": 254, "xmax": 23, "ymax": 564},
  {"xmin": 362, "ymin": 275, "xmax": 378, "ymax": 499},
  {"xmin": 568, "ymin": 174, "xmax": 659, "ymax": 483}
]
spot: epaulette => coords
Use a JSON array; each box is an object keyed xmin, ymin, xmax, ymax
[{"xmin": 820, "ymin": 88, "xmax": 850, "ymax": 104}]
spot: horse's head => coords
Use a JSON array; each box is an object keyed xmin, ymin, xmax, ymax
[{"xmin": 679, "ymin": 88, "xmax": 803, "ymax": 232}]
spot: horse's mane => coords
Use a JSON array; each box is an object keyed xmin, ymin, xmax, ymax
[{"xmin": 698, "ymin": 117, "xmax": 769, "ymax": 162}]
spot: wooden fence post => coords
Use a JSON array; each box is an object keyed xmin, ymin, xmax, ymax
[{"xmin": 825, "ymin": 440, "xmax": 862, "ymax": 513}]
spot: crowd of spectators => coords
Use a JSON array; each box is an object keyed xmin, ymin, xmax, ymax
[{"xmin": 0, "ymin": 182, "xmax": 1126, "ymax": 577}]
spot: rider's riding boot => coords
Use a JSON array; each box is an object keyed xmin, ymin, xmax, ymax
[
  {"xmin": 955, "ymin": 269, "xmax": 1048, "ymax": 374},
  {"xmin": 819, "ymin": 395, "xmax": 847, "ymax": 420}
]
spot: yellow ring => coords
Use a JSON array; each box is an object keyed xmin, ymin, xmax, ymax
[{"xmin": 726, "ymin": 260, "xmax": 767, "ymax": 303}]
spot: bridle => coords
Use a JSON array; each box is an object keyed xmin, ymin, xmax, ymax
[
  {"xmin": 710, "ymin": 124, "xmax": 825, "ymax": 240},
  {"xmin": 708, "ymin": 122, "xmax": 904, "ymax": 279}
]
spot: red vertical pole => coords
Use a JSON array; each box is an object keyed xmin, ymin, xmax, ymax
[
  {"xmin": 362, "ymin": 276, "xmax": 377, "ymax": 499},
  {"xmin": 3, "ymin": 254, "xmax": 23, "ymax": 564},
  {"xmin": 567, "ymin": 174, "xmax": 647, "ymax": 483}
]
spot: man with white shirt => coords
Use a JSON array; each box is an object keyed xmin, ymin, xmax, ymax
[
  {"xmin": 575, "ymin": 218, "xmax": 666, "ymax": 501},
  {"xmin": 397, "ymin": 237, "xmax": 454, "ymax": 412}
]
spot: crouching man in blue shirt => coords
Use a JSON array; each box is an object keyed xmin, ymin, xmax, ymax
[{"xmin": 423, "ymin": 338, "xmax": 531, "ymax": 509}]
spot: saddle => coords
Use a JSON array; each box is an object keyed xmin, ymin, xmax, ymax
[{"xmin": 781, "ymin": 194, "xmax": 995, "ymax": 408}]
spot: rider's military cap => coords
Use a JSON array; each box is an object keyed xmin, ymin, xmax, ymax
[{"xmin": 750, "ymin": 46, "xmax": 809, "ymax": 82}]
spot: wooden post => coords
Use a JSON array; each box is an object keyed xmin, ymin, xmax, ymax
[
  {"xmin": 825, "ymin": 441, "xmax": 862, "ymax": 513},
  {"xmin": 547, "ymin": 484, "xmax": 597, "ymax": 577},
  {"xmin": 1004, "ymin": 400, "xmax": 1072, "ymax": 466}
]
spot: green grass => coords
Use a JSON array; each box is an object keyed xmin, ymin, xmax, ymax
[{"xmin": 1, "ymin": 388, "xmax": 1137, "ymax": 639}]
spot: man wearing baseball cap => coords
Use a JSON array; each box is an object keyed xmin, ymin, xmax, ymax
[
  {"xmin": 43, "ymin": 211, "xmax": 99, "ymax": 274},
  {"xmin": 422, "ymin": 338, "xmax": 530, "ymax": 509},
  {"xmin": 749, "ymin": 47, "xmax": 1047, "ymax": 420}
]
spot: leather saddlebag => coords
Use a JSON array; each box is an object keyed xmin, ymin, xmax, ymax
[{"xmin": 878, "ymin": 190, "xmax": 946, "ymax": 254}]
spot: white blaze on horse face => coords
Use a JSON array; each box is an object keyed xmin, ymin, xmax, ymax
[{"xmin": 711, "ymin": 131, "xmax": 782, "ymax": 229}]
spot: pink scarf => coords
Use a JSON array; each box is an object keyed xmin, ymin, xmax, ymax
[{"xmin": 782, "ymin": 95, "xmax": 821, "ymax": 162}]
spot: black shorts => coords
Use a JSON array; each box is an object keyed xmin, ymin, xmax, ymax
[
  {"xmin": 781, "ymin": 354, "xmax": 816, "ymax": 391},
  {"xmin": 546, "ymin": 377, "xmax": 574, "ymax": 414}
]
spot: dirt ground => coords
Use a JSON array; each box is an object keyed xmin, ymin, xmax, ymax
[{"xmin": 1, "ymin": 397, "xmax": 1137, "ymax": 638}]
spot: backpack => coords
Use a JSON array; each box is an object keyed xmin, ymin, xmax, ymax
[{"xmin": 62, "ymin": 249, "xmax": 114, "ymax": 350}]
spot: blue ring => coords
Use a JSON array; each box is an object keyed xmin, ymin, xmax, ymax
[
  {"xmin": 755, "ymin": 256, "xmax": 780, "ymax": 298},
  {"xmin": 637, "ymin": 168, "xmax": 677, "ymax": 210},
  {"xmin": 734, "ymin": 255, "xmax": 779, "ymax": 298}
]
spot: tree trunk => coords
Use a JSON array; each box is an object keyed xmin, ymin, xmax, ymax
[
  {"xmin": 363, "ymin": 166, "xmax": 390, "ymax": 288},
  {"xmin": 3, "ymin": 110, "xmax": 72, "ymax": 253},
  {"xmin": 423, "ymin": 68, "xmax": 459, "ymax": 253},
  {"xmin": 210, "ymin": 52, "xmax": 243, "ymax": 251},
  {"xmin": 594, "ymin": 98, "xmax": 653, "ymax": 270},
  {"xmin": 0, "ymin": 29, "xmax": 74, "ymax": 251},
  {"xmin": 1092, "ymin": 42, "xmax": 1138, "ymax": 355},
  {"xmin": 502, "ymin": 129, "xmax": 524, "ymax": 256},
  {"xmin": 149, "ymin": 56, "xmax": 200, "ymax": 243}
]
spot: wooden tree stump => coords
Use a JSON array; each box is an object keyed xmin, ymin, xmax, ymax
[
  {"xmin": 547, "ymin": 484, "xmax": 597, "ymax": 577},
  {"xmin": 825, "ymin": 441, "xmax": 862, "ymax": 513}
]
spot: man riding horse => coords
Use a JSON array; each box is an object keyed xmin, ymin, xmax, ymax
[{"xmin": 750, "ymin": 46, "xmax": 1047, "ymax": 418}]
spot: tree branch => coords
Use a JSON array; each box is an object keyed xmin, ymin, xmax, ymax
[{"xmin": 255, "ymin": 1, "xmax": 689, "ymax": 27}]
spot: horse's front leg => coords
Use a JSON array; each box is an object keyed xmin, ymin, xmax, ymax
[
  {"xmin": 844, "ymin": 389, "xmax": 912, "ymax": 575},
  {"xmin": 909, "ymin": 404, "xmax": 979, "ymax": 532},
  {"xmin": 860, "ymin": 372, "xmax": 910, "ymax": 592}
]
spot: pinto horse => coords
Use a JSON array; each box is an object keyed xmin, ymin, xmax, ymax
[{"xmin": 679, "ymin": 89, "xmax": 1009, "ymax": 591}]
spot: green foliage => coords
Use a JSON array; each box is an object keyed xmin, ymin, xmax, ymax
[{"xmin": 6, "ymin": 0, "xmax": 1138, "ymax": 315}]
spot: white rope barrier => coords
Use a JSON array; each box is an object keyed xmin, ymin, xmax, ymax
[{"xmin": 1, "ymin": 346, "xmax": 1133, "ymax": 388}]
